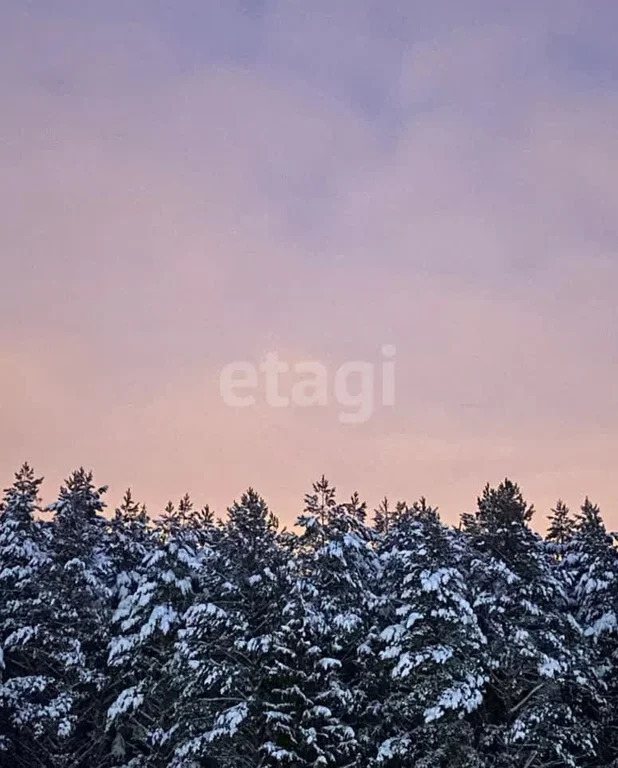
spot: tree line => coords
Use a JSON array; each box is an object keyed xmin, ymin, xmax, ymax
[{"xmin": 0, "ymin": 463, "xmax": 616, "ymax": 767}]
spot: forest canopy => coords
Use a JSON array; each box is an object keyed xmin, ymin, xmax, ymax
[{"xmin": 0, "ymin": 464, "xmax": 616, "ymax": 767}]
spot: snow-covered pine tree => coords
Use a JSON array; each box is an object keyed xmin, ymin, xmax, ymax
[
  {"xmin": 106, "ymin": 495, "xmax": 205, "ymax": 766},
  {"xmin": 568, "ymin": 498, "xmax": 618, "ymax": 639},
  {"xmin": 546, "ymin": 499, "xmax": 575, "ymax": 561},
  {"xmin": 171, "ymin": 488, "xmax": 296, "ymax": 767},
  {"xmin": 282, "ymin": 478, "xmax": 379, "ymax": 766},
  {"xmin": 373, "ymin": 498, "xmax": 396, "ymax": 536},
  {"xmin": 104, "ymin": 489, "xmax": 156, "ymax": 766},
  {"xmin": 462, "ymin": 480, "xmax": 602, "ymax": 767},
  {"xmin": 0, "ymin": 464, "xmax": 53, "ymax": 767},
  {"xmin": 374, "ymin": 498, "xmax": 412, "ymax": 537},
  {"xmin": 44, "ymin": 468, "xmax": 114, "ymax": 766},
  {"xmin": 176, "ymin": 493, "xmax": 219, "ymax": 548},
  {"xmin": 372, "ymin": 499, "xmax": 486, "ymax": 767},
  {"xmin": 562, "ymin": 497, "xmax": 618, "ymax": 762},
  {"xmin": 108, "ymin": 489, "xmax": 152, "ymax": 605}
]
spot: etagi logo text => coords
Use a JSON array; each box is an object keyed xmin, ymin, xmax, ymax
[{"xmin": 219, "ymin": 345, "xmax": 395, "ymax": 424}]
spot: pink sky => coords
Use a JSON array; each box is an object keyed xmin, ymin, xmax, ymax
[{"xmin": 2, "ymin": 1, "xmax": 618, "ymax": 528}]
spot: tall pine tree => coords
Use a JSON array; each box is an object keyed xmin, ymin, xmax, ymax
[
  {"xmin": 373, "ymin": 499, "xmax": 486, "ymax": 766},
  {"xmin": 462, "ymin": 480, "xmax": 601, "ymax": 767},
  {"xmin": 0, "ymin": 464, "xmax": 52, "ymax": 767},
  {"xmin": 172, "ymin": 489, "xmax": 294, "ymax": 767}
]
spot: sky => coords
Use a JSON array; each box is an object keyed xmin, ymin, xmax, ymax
[{"xmin": 1, "ymin": 0, "xmax": 618, "ymax": 528}]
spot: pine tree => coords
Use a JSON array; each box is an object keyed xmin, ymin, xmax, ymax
[
  {"xmin": 286, "ymin": 478, "xmax": 379, "ymax": 766},
  {"xmin": 569, "ymin": 498, "xmax": 618, "ymax": 638},
  {"xmin": 562, "ymin": 498, "xmax": 618, "ymax": 762},
  {"xmin": 107, "ymin": 495, "xmax": 205, "ymax": 766},
  {"xmin": 462, "ymin": 480, "xmax": 601, "ymax": 767},
  {"xmin": 372, "ymin": 500, "xmax": 486, "ymax": 766},
  {"xmin": 109, "ymin": 489, "xmax": 152, "ymax": 603},
  {"xmin": 41, "ymin": 469, "xmax": 114, "ymax": 766},
  {"xmin": 546, "ymin": 499, "xmax": 575, "ymax": 561},
  {"xmin": 177, "ymin": 494, "xmax": 219, "ymax": 548},
  {"xmin": 112, "ymin": 489, "xmax": 149, "ymax": 550},
  {"xmin": 0, "ymin": 464, "xmax": 53, "ymax": 767},
  {"xmin": 1, "ymin": 467, "xmax": 116, "ymax": 766},
  {"xmin": 172, "ymin": 488, "xmax": 295, "ymax": 767}
]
